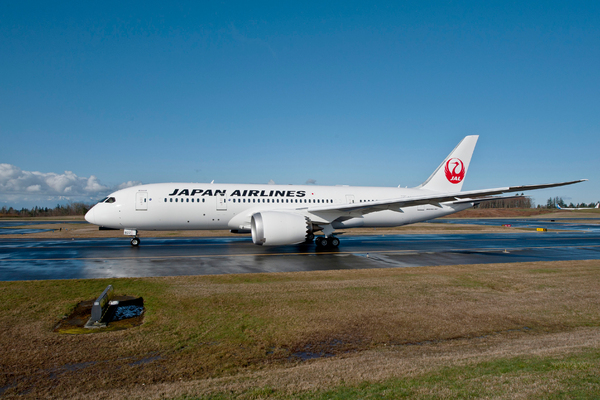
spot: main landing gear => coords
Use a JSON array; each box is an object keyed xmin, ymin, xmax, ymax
[
  {"xmin": 315, "ymin": 236, "xmax": 340, "ymax": 249},
  {"xmin": 304, "ymin": 232, "xmax": 315, "ymax": 244},
  {"xmin": 130, "ymin": 237, "xmax": 141, "ymax": 247}
]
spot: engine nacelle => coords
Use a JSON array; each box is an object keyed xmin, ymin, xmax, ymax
[{"xmin": 251, "ymin": 212, "xmax": 311, "ymax": 246}]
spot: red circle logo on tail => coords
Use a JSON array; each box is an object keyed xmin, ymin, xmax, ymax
[{"xmin": 444, "ymin": 158, "xmax": 465, "ymax": 184}]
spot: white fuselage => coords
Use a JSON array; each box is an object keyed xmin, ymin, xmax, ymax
[
  {"xmin": 83, "ymin": 135, "xmax": 585, "ymax": 247},
  {"xmin": 85, "ymin": 183, "xmax": 472, "ymax": 232}
]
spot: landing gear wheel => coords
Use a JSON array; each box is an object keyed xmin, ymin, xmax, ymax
[
  {"xmin": 315, "ymin": 237, "xmax": 329, "ymax": 248},
  {"xmin": 328, "ymin": 237, "xmax": 340, "ymax": 247},
  {"xmin": 305, "ymin": 233, "xmax": 315, "ymax": 243},
  {"xmin": 130, "ymin": 237, "xmax": 140, "ymax": 247}
]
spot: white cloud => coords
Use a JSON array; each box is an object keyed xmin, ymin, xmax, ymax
[
  {"xmin": 0, "ymin": 163, "xmax": 142, "ymax": 205},
  {"xmin": 116, "ymin": 181, "xmax": 142, "ymax": 190}
]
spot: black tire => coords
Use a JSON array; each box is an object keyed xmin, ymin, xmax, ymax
[
  {"xmin": 316, "ymin": 237, "xmax": 329, "ymax": 247},
  {"xmin": 305, "ymin": 233, "xmax": 315, "ymax": 243},
  {"xmin": 131, "ymin": 237, "xmax": 140, "ymax": 247},
  {"xmin": 329, "ymin": 237, "xmax": 340, "ymax": 247}
]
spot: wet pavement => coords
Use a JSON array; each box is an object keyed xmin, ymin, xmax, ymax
[
  {"xmin": 0, "ymin": 220, "xmax": 87, "ymax": 235},
  {"xmin": 433, "ymin": 218, "xmax": 600, "ymax": 232},
  {"xmin": 1, "ymin": 220, "xmax": 599, "ymax": 281}
]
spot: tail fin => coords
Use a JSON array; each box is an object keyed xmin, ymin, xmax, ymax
[
  {"xmin": 417, "ymin": 135, "xmax": 478, "ymax": 192},
  {"xmin": 596, "ymin": 203, "xmax": 599, "ymax": 209}
]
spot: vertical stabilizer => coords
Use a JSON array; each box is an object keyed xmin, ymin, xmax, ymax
[{"xmin": 417, "ymin": 135, "xmax": 478, "ymax": 192}]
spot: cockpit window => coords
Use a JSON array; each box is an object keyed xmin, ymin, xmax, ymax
[
  {"xmin": 98, "ymin": 197, "xmax": 109, "ymax": 204},
  {"xmin": 105, "ymin": 197, "xmax": 116, "ymax": 203}
]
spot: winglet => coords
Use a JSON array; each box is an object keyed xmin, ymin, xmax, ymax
[{"xmin": 417, "ymin": 135, "xmax": 479, "ymax": 192}]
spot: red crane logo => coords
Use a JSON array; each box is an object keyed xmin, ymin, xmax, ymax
[{"xmin": 444, "ymin": 158, "xmax": 465, "ymax": 184}]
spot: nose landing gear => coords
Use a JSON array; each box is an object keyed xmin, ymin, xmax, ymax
[{"xmin": 124, "ymin": 229, "xmax": 140, "ymax": 247}]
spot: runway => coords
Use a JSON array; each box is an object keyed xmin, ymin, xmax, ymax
[{"xmin": 1, "ymin": 223, "xmax": 600, "ymax": 280}]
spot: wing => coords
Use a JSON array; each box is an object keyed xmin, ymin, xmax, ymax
[{"xmin": 299, "ymin": 179, "xmax": 586, "ymax": 223}]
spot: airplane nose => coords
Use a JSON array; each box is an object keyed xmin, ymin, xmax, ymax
[{"xmin": 85, "ymin": 207, "xmax": 95, "ymax": 224}]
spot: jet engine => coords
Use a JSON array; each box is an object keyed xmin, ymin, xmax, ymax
[{"xmin": 251, "ymin": 212, "xmax": 312, "ymax": 246}]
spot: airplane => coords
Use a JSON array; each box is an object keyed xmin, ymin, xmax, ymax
[
  {"xmin": 85, "ymin": 136, "xmax": 586, "ymax": 247},
  {"xmin": 557, "ymin": 203, "xmax": 599, "ymax": 210}
]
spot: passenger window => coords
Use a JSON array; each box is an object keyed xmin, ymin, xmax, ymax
[
  {"xmin": 202, "ymin": 198, "xmax": 205, "ymax": 203},
  {"xmin": 170, "ymin": 198, "xmax": 173, "ymax": 202},
  {"xmin": 186, "ymin": 198, "xmax": 189, "ymax": 203},
  {"xmin": 164, "ymin": 198, "xmax": 167, "ymax": 202}
]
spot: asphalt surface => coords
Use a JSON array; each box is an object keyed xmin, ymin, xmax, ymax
[
  {"xmin": 0, "ymin": 220, "xmax": 87, "ymax": 235},
  {"xmin": 434, "ymin": 218, "xmax": 600, "ymax": 232},
  {"xmin": 1, "ymin": 220, "xmax": 600, "ymax": 281}
]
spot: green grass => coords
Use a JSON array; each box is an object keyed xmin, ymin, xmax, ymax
[{"xmin": 190, "ymin": 350, "xmax": 600, "ymax": 399}]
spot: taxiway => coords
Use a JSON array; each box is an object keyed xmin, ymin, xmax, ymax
[{"xmin": 1, "ymin": 224, "xmax": 599, "ymax": 280}]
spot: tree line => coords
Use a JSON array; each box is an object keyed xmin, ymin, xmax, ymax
[
  {"xmin": 545, "ymin": 197, "xmax": 598, "ymax": 209},
  {"xmin": 475, "ymin": 195, "xmax": 534, "ymax": 209},
  {"xmin": 0, "ymin": 202, "xmax": 92, "ymax": 217}
]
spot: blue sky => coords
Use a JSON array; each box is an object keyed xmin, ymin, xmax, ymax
[{"xmin": 1, "ymin": 1, "xmax": 598, "ymax": 208}]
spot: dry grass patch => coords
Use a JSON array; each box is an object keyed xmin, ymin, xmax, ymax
[{"xmin": 0, "ymin": 260, "xmax": 599, "ymax": 398}]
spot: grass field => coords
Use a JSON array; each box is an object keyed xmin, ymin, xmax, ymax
[{"xmin": 1, "ymin": 259, "xmax": 599, "ymax": 398}]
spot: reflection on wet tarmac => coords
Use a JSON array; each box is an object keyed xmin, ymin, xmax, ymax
[
  {"xmin": 1, "ymin": 220, "xmax": 599, "ymax": 281},
  {"xmin": 433, "ymin": 218, "xmax": 600, "ymax": 232},
  {"xmin": 0, "ymin": 221, "xmax": 87, "ymax": 235}
]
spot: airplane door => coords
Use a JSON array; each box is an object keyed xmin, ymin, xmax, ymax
[
  {"xmin": 216, "ymin": 193, "xmax": 227, "ymax": 211},
  {"xmin": 346, "ymin": 195, "xmax": 355, "ymax": 204},
  {"xmin": 136, "ymin": 192, "xmax": 148, "ymax": 211}
]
